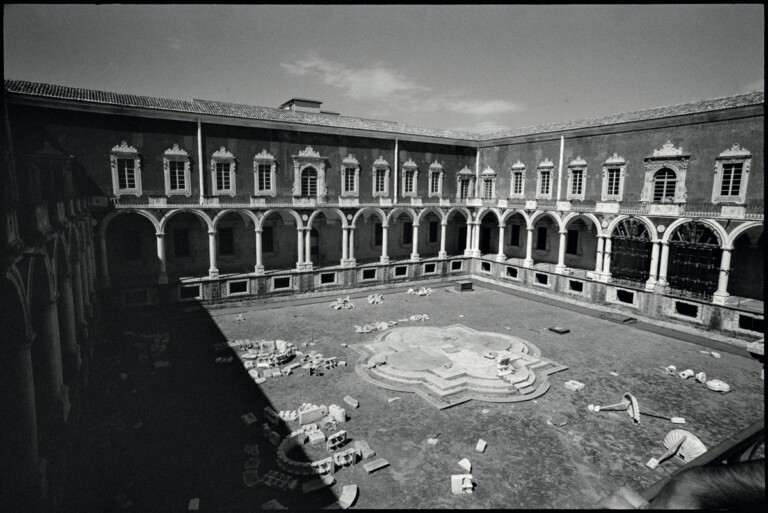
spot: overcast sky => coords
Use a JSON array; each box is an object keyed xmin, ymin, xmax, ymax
[{"xmin": 4, "ymin": 4, "xmax": 764, "ymax": 133}]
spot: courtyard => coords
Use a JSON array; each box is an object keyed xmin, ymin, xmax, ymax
[{"xmin": 66, "ymin": 283, "xmax": 764, "ymax": 510}]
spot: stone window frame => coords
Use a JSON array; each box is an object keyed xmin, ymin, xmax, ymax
[
  {"xmin": 163, "ymin": 144, "xmax": 192, "ymax": 197},
  {"xmin": 292, "ymin": 146, "xmax": 327, "ymax": 198},
  {"xmin": 566, "ymin": 156, "xmax": 587, "ymax": 201},
  {"xmin": 712, "ymin": 144, "xmax": 751, "ymax": 205},
  {"xmin": 253, "ymin": 149, "xmax": 277, "ymax": 197},
  {"xmin": 110, "ymin": 141, "xmax": 142, "ymax": 198},
  {"xmin": 481, "ymin": 166, "xmax": 497, "ymax": 200},
  {"xmin": 510, "ymin": 160, "xmax": 526, "ymax": 199},
  {"xmin": 456, "ymin": 166, "xmax": 475, "ymax": 200},
  {"xmin": 340, "ymin": 154, "xmax": 360, "ymax": 197},
  {"xmin": 640, "ymin": 141, "xmax": 689, "ymax": 204},
  {"xmin": 601, "ymin": 153, "xmax": 627, "ymax": 202},
  {"xmin": 211, "ymin": 147, "xmax": 236, "ymax": 197},
  {"xmin": 536, "ymin": 159, "xmax": 554, "ymax": 200},
  {"xmin": 372, "ymin": 156, "xmax": 390, "ymax": 197},
  {"xmin": 428, "ymin": 161, "xmax": 444, "ymax": 198},
  {"xmin": 401, "ymin": 158, "xmax": 419, "ymax": 198}
]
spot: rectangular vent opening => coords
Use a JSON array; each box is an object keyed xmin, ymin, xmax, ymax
[
  {"xmin": 423, "ymin": 263, "xmax": 436, "ymax": 274},
  {"xmin": 394, "ymin": 265, "xmax": 408, "ymax": 277},
  {"xmin": 320, "ymin": 272, "xmax": 336, "ymax": 285},
  {"xmin": 506, "ymin": 267, "xmax": 518, "ymax": 279},
  {"xmin": 273, "ymin": 277, "xmax": 291, "ymax": 290},
  {"xmin": 675, "ymin": 301, "xmax": 699, "ymax": 318},
  {"xmin": 228, "ymin": 280, "xmax": 248, "ymax": 295},
  {"xmin": 179, "ymin": 285, "xmax": 201, "ymax": 300},
  {"xmin": 481, "ymin": 261, "xmax": 491, "ymax": 273},
  {"xmin": 535, "ymin": 273, "xmax": 549, "ymax": 285},
  {"xmin": 616, "ymin": 289, "xmax": 634, "ymax": 304},
  {"xmin": 738, "ymin": 314, "xmax": 764, "ymax": 333},
  {"xmin": 568, "ymin": 280, "xmax": 583, "ymax": 292},
  {"xmin": 361, "ymin": 268, "xmax": 376, "ymax": 280},
  {"xmin": 451, "ymin": 260, "xmax": 463, "ymax": 271}
]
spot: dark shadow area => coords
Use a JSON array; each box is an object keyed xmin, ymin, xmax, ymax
[{"xmin": 61, "ymin": 293, "xmax": 342, "ymax": 511}]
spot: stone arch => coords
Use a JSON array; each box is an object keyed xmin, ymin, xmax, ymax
[
  {"xmin": 307, "ymin": 208, "xmax": 348, "ymax": 229},
  {"xmin": 445, "ymin": 206, "xmax": 472, "ymax": 223},
  {"xmin": 529, "ymin": 210, "xmax": 563, "ymax": 231},
  {"xmin": 500, "ymin": 208, "xmax": 531, "ymax": 226},
  {"xmin": 27, "ymin": 251, "xmax": 56, "ymax": 306},
  {"xmin": 606, "ymin": 215, "xmax": 657, "ymax": 241},
  {"xmin": 259, "ymin": 208, "xmax": 304, "ymax": 230},
  {"xmin": 2, "ymin": 266, "xmax": 31, "ymax": 343},
  {"xmin": 351, "ymin": 207, "xmax": 387, "ymax": 227},
  {"xmin": 416, "ymin": 206, "xmax": 445, "ymax": 225},
  {"xmin": 100, "ymin": 209, "xmax": 162, "ymax": 238},
  {"xmin": 212, "ymin": 208, "xmax": 258, "ymax": 230},
  {"xmin": 159, "ymin": 208, "xmax": 213, "ymax": 234},
  {"xmin": 562, "ymin": 212, "xmax": 603, "ymax": 237},
  {"xmin": 662, "ymin": 218, "xmax": 728, "ymax": 248},
  {"xmin": 52, "ymin": 233, "xmax": 72, "ymax": 284},
  {"xmin": 476, "ymin": 207, "xmax": 502, "ymax": 225},
  {"xmin": 726, "ymin": 221, "xmax": 764, "ymax": 248},
  {"xmin": 386, "ymin": 206, "xmax": 418, "ymax": 225}
]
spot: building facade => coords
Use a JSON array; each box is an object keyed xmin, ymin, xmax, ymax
[{"xmin": 1, "ymin": 79, "xmax": 764, "ymax": 509}]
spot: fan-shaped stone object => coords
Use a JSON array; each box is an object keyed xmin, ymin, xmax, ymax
[
  {"xmin": 678, "ymin": 369, "xmax": 694, "ymax": 379},
  {"xmin": 646, "ymin": 435, "xmax": 687, "ymax": 469},
  {"xmin": 695, "ymin": 371, "xmax": 707, "ymax": 383},
  {"xmin": 665, "ymin": 365, "xmax": 677, "ymax": 375},
  {"xmin": 705, "ymin": 379, "xmax": 730, "ymax": 392},
  {"xmin": 664, "ymin": 429, "xmax": 707, "ymax": 462},
  {"xmin": 623, "ymin": 393, "xmax": 641, "ymax": 423}
]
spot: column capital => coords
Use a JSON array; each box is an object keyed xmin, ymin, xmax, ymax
[
  {"xmin": 208, "ymin": 230, "xmax": 217, "ymax": 236},
  {"xmin": 155, "ymin": 232, "xmax": 165, "ymax": 238},
  {"xmin": 254, "ymin": 227, "xmax": 262, "ymax": 233}
]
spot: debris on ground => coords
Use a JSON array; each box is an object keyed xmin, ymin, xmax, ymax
[
  {"xmin": 546, "ymin": 415, "xmax": 568, "ymax": 427},
  {"xmin": 407, "ymin": 287, "xmax": 433, "ymax": 296},
  {"xmin": 367, "ymin": 293, "xmax": 384, "ymax": 304},
  {"xmin": 710, "ymin": 351, "xmax": 721, "ymax": 359},
  {"xmin": 237, "ymin": 314, "xmax": 245, "ymax": 322},
  {"xmin": 646, "ymin": 429, "xmax": 707, "ymax": 469},
  {"xmin": 343, "ymin": 396, "xmax": 359, "ymax": 408},
  {"xmin": 451, "ymin": 474, "xmax": 474, "ymax": 494},
  {"xmin": 678, "ymin": 369, "xmax": 694, "ymax": 379},
  {"xmin": 705, "ymin": 379, "xmax": 730, "ymax": 393},
  {"xmin": 476, "ymin": 439, "xmax": 487, "ymax": 453},
  {"xmin": 362, "ymin": 458, "xmax": 389, "ymax": 473},
  {"xmin": 458, "ymin": 458, "xmax": 472, "ymax": 472},
  {"xmin": 549, "ymin": 326, "xmax": 570, "ymax": 335},
  {"xmin": 188, "ymin": 498, "xmax": 200, "ymax": 510},
  {"xmin": 331, "ymin": 296, "xmax": 355, "ymax": 310},
  {"xmin": 563, "ymin": 380, "xmax": 585, "ymax": 391},
  {"xmin": 241, "ymin": 413, "xmax": 258, "ymax": 426},
  {"xmin": 610, "ymin": 371, "xmax": 619, "ymax": 377},
  {"xmin": 387, "ymin": 397, "xmax": 401, "ymax": 403},
  {"xmin": 337, "ymin": 484, "xmax": 359, "ymax": 509},
  {"xmin": 261, "ymin": 499, "xmax": 287, "ymax": 509}
]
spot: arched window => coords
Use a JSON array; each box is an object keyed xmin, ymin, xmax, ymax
[
  {"xmin": 301, "ymin": 167, "xmax": 318, "ymax": 196},
  {"xmin": 653, "ymin": 168, "xmax": 677, "ymax": 202}
]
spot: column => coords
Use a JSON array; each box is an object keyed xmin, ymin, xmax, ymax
[
  {"xmin": 254, "ymin": 228, "xmax": 264, "ymax": 275},
  {"xmin": 56, "ymin": 274, "xmax": 81, "ymax": 382},
  {"xmin": 208, "ymin": 230, "xmax": 219, "ymax": 278},
  {"xmin": 79, "ymin": 249, "xmax": 92, "ymax": 320},
  {"xmin": 71, "ymin": 259, "xmax": 87, "ymax": 342},
  {"xmin": 601, "ymin": 237, "xmax": 612, "ymax": 282},
  {"xmin": 0, "ymin": 342, "xmax": 41, "ymax": 510},
  {"xmin": 594, "ymin": 235, "xmax": 605, "ymax": 273},
  {"xmin": 523, "ymin": 227, "xmax": 534, "ymax": 268},
  {"xmin": 348, "ymin": 227, "xmax": 356, "ymax": 263},
  {"xmin": 712, "ymin": 248, "xmax": 732, "ymax": 305},
  {"xmin": 438, "ymin": 222, "xmax": 447, "ymax": 259},
  {"xmin": 35, "ymin": 298, "xmax": 70, "ymax": 424},
  {"xmin": 96, "ymin": 233, "xmax": 109, "ymax": 288},
  {"xmin": 156, "ymin": 233, "xmax": 168, "ymax": 284},
  {"xmin": 555, "ymin": 230, "xmax": 568, "ymax": 274},
  {"xmin": 410, "ymin": 224, "xmax": 419, "ymax": 261},
  {"xmin": 496, "ymin": 224, "xmax": 506, "ymax": 262},
  {"xmin": 473, "ymin": 222, "xmax": 481, "ymax": 256},
  {"xmin": 463, "ymin": 223, "xmax": 473, "ymax": 256},
  {"xmin": 304, "ymin": 228, "xmax": 312, "ymax": 268},
  {"xmin": 296, "ymin": 227, "xmax": 305, "ymax": 269},
  {"xmin": 341, "ymin": 226, "xmax": 349, "ymax": 264},
  {"xmin": 380, "ymin": 225, "xmax": 389, "ymax": 264},
  {"xmin": 657, "ymin": 242, "xmax": 670, "ymax": 288},
  {"xmin": 645, "ymin": 240, "xmax": 660, "ymax": 290}
]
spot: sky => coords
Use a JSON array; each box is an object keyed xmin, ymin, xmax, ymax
[{"xmin": 4, "ymin": 4, "xmax": 764, "ymax": 134}]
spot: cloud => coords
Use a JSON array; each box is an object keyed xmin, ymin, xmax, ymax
[
  {"xmin": 741, "ymin": 78, "xmax": 764, "ymax": 92},
  {"xmin": 280, "ymin": 55, "xmax": 520, "ymax": 117}
]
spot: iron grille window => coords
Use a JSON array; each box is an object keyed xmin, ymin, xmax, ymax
[
  {"xmin": 571, "ymin": 169, "xmax": 583, "ymax": 195},
  {"xmin": 666, "ymin": 222, "xmax": 722, "ymax": 299},
  {"xmin": 607, "ymin": 168, "xmax": 621, "ymax": 196},
  {"xmin": 404, "ymin": 170, "xmax": 415, "ymax": 194},
  {"xmin": 169, "ymin": 161, "xmax": 186, "ymax": 190},
  {"xmin": 720, "ymin": 163, "xmax": 743, "ymax": 197},
  {"xmin": 257, "ymin": 164, "xmax": 271, "ymax": 191},
  {"xmin": 219, "ymin": 227, "xmax": 234, "ymax": 255},
  {"xmin": 301, "ymin": 168, "xmax": 318, "ymax": 196},
  {"xmin": 539, "ymin": 171, "xmax": 551, "ymax": 195},
  {"xmin": 430, "ymin": 172, "xmax": 440, "ymax": 194},
  {"xmin": 459, "ymin": 179, "xmax": 471, "ymax": 199},
  {"xmin": 215, "ymin": 162, "xmax": 230, "ymax": 191},
  {"xmin": 428, "ymin": 221, "xmax": 439, "ymax": 243},
  {"xmin": 483, "ymin": 179, "xmax": 494, "ymax": 199},
  {"xmin": 512, "ymin": 172, "xmax": 523, "ymax": 195},
  {"xmin": 610, "ymin": 237, "xmax": 651, "ymax": 284},
  {"xmin": 344, "ymin": 167, "xmax": 356, "ymax": 193},
  {"xmin": 374, "ymin": 168, "xmax": 386, "ymax": 193},
  {"xmin": 118, "ymin": 159, "xmax": 136, "ymax": 189},
  {"xmin": 653, "ymin": 168, "xmax": 676, "ymax": 201}
]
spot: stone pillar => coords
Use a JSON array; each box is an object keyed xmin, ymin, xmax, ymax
[
  {"xmin": 524, "ymin": 227, "xmax": 534, "ymax": 268},
  {"xmin": 380, "ymin": 225, "xmax": 389, "ymax": 264},
  {"xmin": 594, "ymin": 235, "xmax": 605, "ymax": 273},
  {"xmin": 296, "ymin": 227, "xmax": 305, "ymax": 268},
  {"xmin": 410, "ymin": 224, "xmax": 419, "ymax": 261},
  {"xmin": 495, "ymin": 224, "xmax": 506, "ymax": 262},
  {"xmin": 96, "ymin": 233, "xmax": 109, "ymax": 288},
  {"xmin": 657, "ymin": 242, "xmax": 670, "ymax": 287},
  {"xmin": 341, "ymin": 226, "xmax": 349, "ymax": 264},
  {"xmin": 555, "ymin": 230, "xmax": 568, "ymax": 274},
  {"xmin": 254, "ymin": 228, "xmax": 264, "ymax": 275},
  {"xmin": 86, "ymin": 235, "xmax": 96, "ymax": 294},
  {"xmin": 71, "ymin": 259, "xmax": 87, "ymax": 342},
  {"xmin": 601, "ymin": 237, "xmax": 612, "ymax": 282},
  {"xmin": 348, "ymin": 227, "xmax": 356, "ymax": 263},
  {"xmin": 56, "ymin": 274, "xmax": 81, "ymax": 382},
  {"xmin": 0, "ymin": 341, "xmax": 41, "ymax": 511},
  {"xmin": 464, "ymin": 223, "xmax": 473, "ymax": 256},
  {"xmin": 35, "ymin": 298, "xmax": 70, "ymax": 425},
  {"xmin": 438, "ymin": 222, "xmax": 447, "ymax": 259},
  {"xmin": 208, "ymin": 230, "xmax": 219, "ymax": 278},
  {"xmin": 79, "ymin": 249, "xmax": 92, "ymax": 320},
  {"xmin": 156, "ymin": 233, "xmax": 168, "ymax": 284},
  {"xmin": 473, "ymin": 222, "xmax": 481, "ymax": 256},
  {"xmin": 304, "ymin": 228, "xmax": 312, "ymax": 268},
  {"xmin": 645, "ymin": 240, "xmax": 660, "ymax": 290},
  {"xmin": 712, "ymin": 248, "xmax": 732, "ymax": 305}
]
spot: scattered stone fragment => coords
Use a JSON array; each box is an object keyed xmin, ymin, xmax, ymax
[
  {"xmin": 363, "ymin": 458, "xmax": 389, "ymax": 474},
  {"xmin": 354, "ymin": 440, "xmax": 376, "ymax": 460},
  {"xmin": 427, "ymin": 437, "xmax": 439, "ymax": 445},
  {"xmin": 563, "ymin": 380, "xmax": 585, "ymax": 391},
  {"xmin": 337, "ymin": 484, "xmax": 359, "ymax": 509},
  {"xmin": 308, "ymin": 431, "xmax": 326, "ymax": 445},
  {"xmin": 610, "ymin": 371, "xmax": 619, "ymax": 377},
  {"xmin": 476, "ymin": 439, "xmax": 487, "ymax": 453},
  {"xmin": 549, "ymin": 326, "xmax": 570, "ymax": 335},
  {"xmin": 451, "ymin": 474, "xmax": 474, "ymax": 494},
  {"xmin": 387, "ymin": 397, "xmax": 401, "ymax": 403},
  {"xmin": 243, "ymin": 469, "xmax": 260, "ymax": 488},
  {"xmin": 244, "ymin": 444, "xmax": 260, "ymax": 456},
  {"xmin": 241, "ymin": 413, "xmax": 258, "ymax": 427},
  {"xmin": 705, "ymin": 379, "xmax": 730, "ymax": 393},
  {"xmin": 188, "ymin": 498, "xmax": 199, "ymax": 510},
  {"xmin": 481, "ymin": 409, "xmax": 489, "ymax": 414},
  {"xmin": 678, "ymin": 369, "xmax": 694, "ymax": 379},
  {"xmin": 255, "ymin": 377, "xmax": 267, "ymax": 384},
  {"xmin": 458, "ymin": 458, "xmax": 472, "ymax": 472},
  {"xmin": 340, "ymin": 343, "xmax": 347, "ymax": 347},
  {"xmin": 236, "ymin": 314, "xmax": 245, "ymax": 322},
  {"xmin": 546, "ymin": 415, "xmax": 568, "ymax": 427},
  {"xmin": 710, "ymin": 351, "xmax": 721, "ymax": 359},
  {"xmin": 119, "ymin": 373, "xmax": 128, "ymax": 380},
  {"xmin": 344, "ymin": 395, "xmax": 359, "ymax": 408}
]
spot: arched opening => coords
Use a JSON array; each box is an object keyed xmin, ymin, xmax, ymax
[
  {"xmin": 306, "ymin": 211, "xmax": 343, "ymax": 267},
  {"xmin": 667, "ymin": 221, "xmax": 722, "ymax": 299},
  {"xmin": 562, "ymin": 216, "xmax": 600, "ymax": 276},
  {"xmin": 388, "ymin": 213, "xmax": 415, "ymax": 261},
  {"xmin": 54, "ymin": 238, "xmax": 78, "ymax": 386},
  {"xmin": 477, "ymin": 211, "xmax": 498, "ymax": 257},
  {"xmin": 445, "ymin": 209, "xmax": 470, "ymax": 256},
  {"xmin": 351, "ymin": 209, "xmax": 386, "ymax": 265},
  {"xmin": 418, "ymin": 212, "xmax": 442, "ymax": 258},
  {"xmin": 106, "ymin": 213, "xmax": 161, "ymax": 286},
  {"xmin": 214, "ymin": 211, "xmax": 255, "ymax": 275},
  {"xmin": 301, "ymin": 167, "xmax": 318, "ymax": 196},
  {"xmin": 261, "ymin": 210, "xmax": 299, "ymax": 272},
  {"xmin": 610, "ymin": 218, "xmax": 652, "ymax": 285},
  {"xmin": 500, "ymin": 212, "xmax": 527, "ymax": 263},
  {"xmin": 164, "ymin": 212, "xmax": 210, "ymax": 279},
  {"xmin": 530, "ymin": 213, "xmax": 559, "ymax": 267},
  {"xmin": 730, "ymin": 229, "xmax": 764, "ymax": 301},
  {"xmin": 653, "ymin": 168, "xmax": 676, "ymax": 202}
]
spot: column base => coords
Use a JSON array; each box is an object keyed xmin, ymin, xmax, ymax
[
  {"xmin": 437, "ymin": 251, "xmax": 447, "ymax": 259},
  {"xmin": 555, "ymin": 264, "xmax": 568, "ymax": 274},
  {"xmin": 599, "ymin": 272, "xmax": 612, "ymax": 283},
  {"xmin": 644, "ymin": 277, "xmax": 657, "ymax": 291},
  {"xmin": 523, "ymin": 258, "xmax": 534, "ymax": 268},
  {"xmin": 208, "ymin": 269, "xmax": 219, "ymax": 278},
  {"xmin": 254, "ymin": 265, "xmax": 265, "ymax": 276},
  {"xmin": 158, "ymin": 272, "xmax": 168, "ymax": 284},
  {"xmin": 298, "ymin": 262, "xmax": 313, "ymax": 272},
  {"xmin": 495, "ymin": 254, "xmax": 507, "ymax": 263},
  {"xmin": 379, "ymin": 256, "xmax": 390, "ymax": 264},
  {"xmin": 712, "ymin": 291, "xmax": 730, "ymax": 305},
  {"xmin": 410, "ymin": 254, "xmax": 420, "ymax": 262},
  {"xmin": 340, "ymin": 259, "xmax": 356, "ymax": 268}
]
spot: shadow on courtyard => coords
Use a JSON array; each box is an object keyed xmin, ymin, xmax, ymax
[{"xmin": 62, "ymin": 294, "xmax": 341, "ymax": 512}]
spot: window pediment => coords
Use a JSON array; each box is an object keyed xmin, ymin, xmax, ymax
[
  {"xmin": 164, "ymin": 144, "xmax": 188, "ymax": 158},
  {"xmin": 568, "ymin": 156, "xmax": 587, "ymax": 168},
  {"xmin": 511, "ymin": 160, "xmax": 526, "ymax": 170},
  {"xmin": 111, "ymin": 140, "xmax": 138, "ymax": 155},
  {"xmin": 373, "ymin": 156, "xmax": 389, "ymax": 168},
  {"xmin": 716, "ymin": 143, "xmax": 751, "ymax": 159},
  {"xmin": 402, "ymin": 158, "xmax": 418, "ymax": 169},
  {"xmin": 481, "ymin": 166, "xmax": 497, "ymax": 176},
  {"xmin": 212, "ymin": 147, "xmax": 234, "ymax": 160},
  {"xmin": 605, "ymin": 153, "xmax": 626, "ymax": 165},
  {"xmin": 342, "ymin": 154, "xmax": 360, "ymax": 167},
  {"xmin": 538, "ymin": 158, "xmax": 554, "ymax": 169},
  {"xmin": 647, "ymin": 141, "xmax": 690, "ymax": 161}
]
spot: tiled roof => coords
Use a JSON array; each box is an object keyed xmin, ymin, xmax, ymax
[{"xmin": 5, "ymin": 79, "xmax": 763, "ymax": 142}]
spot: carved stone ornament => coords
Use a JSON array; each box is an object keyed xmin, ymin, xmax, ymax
[
  {"xmin": 164, "ymin": 144, "xmax": 188, "ymax": 156},
  {"xmin": 458, "ymin": 166, "xmax": 474, "ymax": 175},
  {"xmin": 373, "ymin": 156, "xmax": 389, "ymax": 168},
  {"xmin": 212, "ymin": 146, "xmax": 234, "ymax": 159},
  {"xmin": 481, "ymin": 166, "xmax": 497, "ymax": 176},
  {"xmin": 718, "ymin": 143, "xmax": 751, "ymax": 158},
  {"xmin": 254, "ymin": 149, "xmax": 275, "ymax": 160},
  {"xmin": 511, "ymin": 160, "xmax": 526, "ymax": 170},
  {"xmin": 429, "ymin": 160, "xmax": 443, "ymax": 170},
  {"xmin": 342, "ymin": 154, "xmax": 360, "ymax": 166},
  {"xmin": 538, "ymin": 158, "xmax": 554, "ymax": 168},
  {"xmin": 111, "ymin": 141, "xmax": 138, "ymax": 154},
  {"xmin": 298, "ymin": 146, "xmax": 322, "ymax": 159},
  {"xmin": 402, "ymin": 158, "xmax": 418, "ymax": 168},
  {"xmin": 605, "ymin": 153, "xmax": 626, "ymax": 165},
  {"xmin": 569, "ymin": 156, "xmax": 587, "ymax": 167},
  {"xmin": 653, "ymin": 141, "xmax": 683, "ymax": 157}
]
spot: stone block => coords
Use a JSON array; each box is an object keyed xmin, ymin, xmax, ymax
[
  {"xmin": 354, "ymin": 439, "xmax": 375, "ymax": 459},
  {"xmin": 343, "ymin": 395, "xmax": 359, "ymax": 408},
  {"xmin": 299, "ymin": 405, "xmax": 328, "ymax": 425},
  {"xmin": 308, "ymin": 430, "xmax": 326, "ymax": 445},
  {"xmin": 458, "ymin": 458, "xmax": 471, "ymax": 472},
  {"xmin": 476, "ymin": 439, "xmax": 487, "ymax": 453},
  {"xmin": 329, "ymin": 404, "xmax": 346, "ymax": 423},
  {"xmin": 363, "ymin": 458, "xmax": 389, "ymax": 474}
]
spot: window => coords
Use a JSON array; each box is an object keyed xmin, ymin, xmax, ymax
[
  {"xmin": 510, "ymin": 224, "xmax": 521, "ymax": 246},
  {"xmin": 602, "ymin": 153, "xmax": 626, "ymax": 201},
  {"xmin": 483, "ymin": 179, "xmax": 494, "ymax": 199},
  {"xmin": 403, "ymin": 222, "xmax": 413, "ymax": 245},
  {"xmin": 254, "ymin": 150, "xmax": 276, "ymax": 196},
  {"xmin": 173, "ymin": 228, "xmax": 190, "ymax": 258},
  {"xmin": 257, "ymin": 164, "xmax": 271, "ymax": 191},
  {"xmin": 372, "ymin": 156, "xmax": 390, "ymax": 197},
  {"xmin": 459, "ymin": 178, "xmax": 471, "ymax": 199},
  {"xmin": 219, "ymin": 227, "xmax": 234, "ymax": 256},
  {"xmin": 170, "ymin": 161, "xmax": 186, "ymax": 191},
  {"xmin": 374, "ymin": 223, "xmax": 383, "ymax": 246},
  {"xmin": 344, "ymin": 168, "xmax": 356, "ymax": 193},
  {"xmin": 607, "ymin": 168, "xmax": 621, "ymax": 196},
  {"xmin": 428, "ymin": 161, "xmax": 443, "ymax": 197},
  {"xmin": 401, "ymin": 159, "xmax": 418, "ymax": 196},
  {"xmin": 567, "ymin": 157, "xmax": 587, "ymax": 201},
  {"xmin": 712, "ymin": 144, "xmax": 751, "ymax": 205},
  {"xmin": 566, "ymin": 229, "xmax": 579, "ymax": 255},
  {"xmin": 481, "ymin": 167, "xmax": 497, "ymax": 200},
  {"xmin": 123, "ymin": 230, "xmax": 141, "ymax": 261},
  {"xmin": 164, "ymin": 144, "xmax": 191, "ymax": 196},
  {"xmin": 536, "ymin": 160, "xmax": 554, "ymax": 199},
  {"xmin": 428, "ymin": 221, "xmax": 439, "ymax": 243},
  {"xmin": 301, "ymin": 167, "xmax": 318, "ymax": 196},
  {"xmin": 571, "ymin": 170, "xmax": 583, "ymax": 194},
  {"xmin": 340, "ymin": 154, "xmax": 360, "ymax": 197},
  {"xmin": 536, "ymin": 226, "xmax": 547, "ymax": 251},
  {"xmin": 375, "ymin": 168, "xmax": 387, "ymax": 193},
  {"xmin": 110, "ymin": 141, "xmax": 142, "ymax": 197},
  {"xmin": 430, "ymin": 172, "xmax": 440, "ymax": 194},
  {"xmin": 653, "ymin": 168, "xmax": 676, "ymax": 202},
  {"xmin": 539, "ymin": 171, "xmax": 551, "ymax": 195},
  {"xmin": 211, "ymin": 147, "xmax": 235, "ymax": 195},
  {"xmin": 404, "ymin": 170, "xmax": 415, "ymax": 194},
  {"xmin": 262, "ymin": 226, "xmax": 274, "ymax": 253},
  {"xmin": 512, "ymin": 172, "xmax": 524, "ymax": 195}
]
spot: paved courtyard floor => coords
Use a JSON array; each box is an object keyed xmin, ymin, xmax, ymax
[{"xmin": 65, "ymin": 284, "xmax": 764, "ymax": 510}]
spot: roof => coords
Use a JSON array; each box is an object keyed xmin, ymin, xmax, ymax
[
  {"xmin": 4, "ymin": 79, "xmax": 763, "ymax": 143},
  {"xmin": 280, "ymin": 97, "xmax": 323, "ymax": 106}
]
